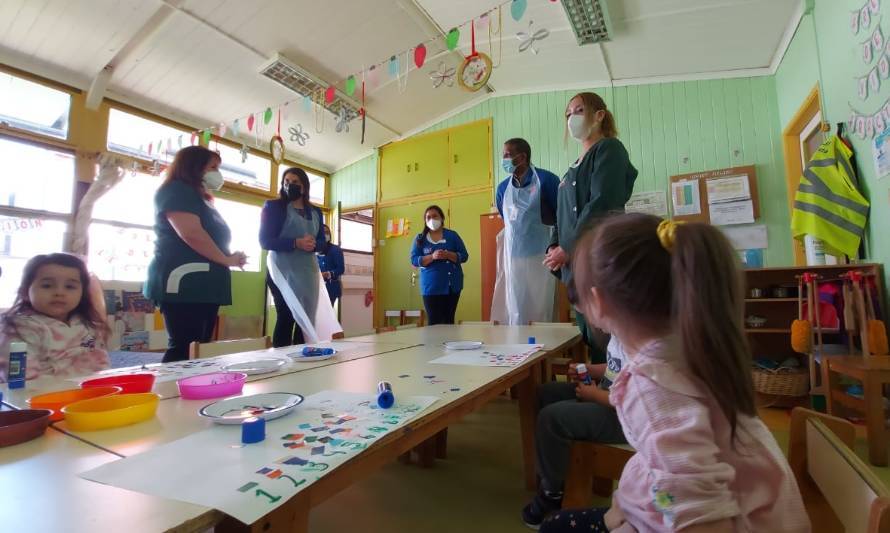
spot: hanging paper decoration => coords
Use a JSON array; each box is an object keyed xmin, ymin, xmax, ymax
[
  {"xmin": 190, "ymin": 132, "xmax": 198, "ymax": 145},
  {"xmin": 247, "ymin": 114, "xmax": 255, "ymax": 131},
  {"xmin": 360, "ymin": 76, "xmax": 366, "ymax": 145},
  {"xmin": 240, "ymin": 144, "xmax": 249, "ymax": 163},
  {"xmin": 477, "ymin": 12, "xmax": 490, "ymax": 31},
  {"xmin": 289, "ymin": 124, "xmax": 310, "ymax": 146},
  {"xmin": 302, "ymin": 94, "xmax": 312, "ymax": 112},
  {"xmin": 367, "ymin": 65, "xmax": 380, "ymax": 90},
  {"xmin": 446, "ymin": 28, "xmax": 460, "ymax": 51},
  {"xmin": 345, "ymin": 75, "xmax": 356, "ymax": 96},
  {"xmin": 860, "ymin": 77, "xmax": 869, "ymax": 100},
  {"xmin": 270, "ymin": 109, "xmax": 284, "ymax": 164},
  {"xmin": 862, "ymin": 6, "xmax": 872, "ymax": 30},
  {"xmin": 232, "ymin": 119, "xmax": 240, "ymax": 136},
  {"xmin": 489, "ymin": 5, "xmax": 503, "ymax": 68},
  {"xmin": 151, "ymin": 160, "xmax": 161, "ymax": 176},
  {"xmin": 852, "ymin": 11, "xmax": 861, "ymax": 35},
  {"xmin": 848, "ymin": 96, "xmax": 890, "ymax": 139},
  {"xmin": 870, "ymin": 67, "xmax": 881, "ymax": 93},
  {"xmin": 388, "ymin": 55, "xmax": 399, "ymax": 78},
  {"xmin": 511, "ymin": 0, "xmax": 527, "ymax": 22},
  {"xmin": 335, "ymin": 108, "xmax": 350, "ymax": 133},
  {"xmin": 263, "ymin": 107, "xmax": 273, "ymax": 125},
  {"xmin": 517, "ymin": 20, "xmax": 550, "ymax": 54},
  {"xmin": 218, "ymin": 123, "xmax": 227, "ymax": 137},
  {"xmin": 430, "ymin": 61, "xmax": 456, "ymax": 88},
  {"xmin": 166, "ymin": 138, "xmax": 173, "ymax": 155},
  {"xmin": 325, "ymin": 85, "xmax": 336, "ymax": 104},
  {"xmin": 147, "ymin": 142, "xmax": 153, "ymax": 156},
  {"xmin": 202, "ymin": 129, "xmax": 212, "ymax": 144},
  {"xmin": 414, "ymin": 43, "xmax": 427, "ymax": 68},
  {"xmin": 880, "ymin": 54, "xmax": 889, "ymax": 78},
  {"xmin": 178, "ymin": 135, "xmax": 183, "ymax": 148},
  {"xmin": 458, "ymin": 20, "xmax": 492, "ymax": 92}
]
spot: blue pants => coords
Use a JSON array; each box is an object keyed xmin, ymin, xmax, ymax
[{"xmin": 541, "ymin": 507, "xmax": 609, "ymax": 532}]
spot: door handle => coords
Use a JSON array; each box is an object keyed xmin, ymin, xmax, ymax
[
  {"xmin": 414, "ymin": 162, "xmax": 419, "ymax": 171},
  {"xmin": 453, "ymin": 154, "xmax": 458, "ymax": 164},
  {"xmin": 410, "ymin": 271, "xmax": 417, "ymax": 287},
  {"xmin": 406, "ymin": 163, "xmax": 411, "ymax": 173}
]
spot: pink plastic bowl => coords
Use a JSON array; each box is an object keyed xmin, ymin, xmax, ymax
[
  {"xmin": 81, "ymin": 373, "xmax": 155, "ymax": 394},
  {"xmin": 177, "ymin": 372, "xmax": 247, "ymax": 400}
]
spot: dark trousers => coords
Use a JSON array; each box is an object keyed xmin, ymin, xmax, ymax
[
  {"xmin": 268, "ymin": 276, "xmax": 305, "ymax": 348},
  {"xmin": 540, "ymin": 507, "xmax": 609, "ymax": 532},
  {"xmin": 423, "ymin": 292, "xmax": 460, "ymax": 325},
  {"xmin": 160, "ymin": 302, "xmax": 220, "ymax": 362},
  {"xmin": 535, "ymin": 382, "xmax": 626, "ymax": 493},
  {"xmin": 575, "ymin": 310, "xmax": 608, "ymax": 364}
]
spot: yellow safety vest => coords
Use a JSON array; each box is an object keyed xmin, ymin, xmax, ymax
[{"xmin": 790, "ymin": 135, "xmax": 869, "ymax": 258}]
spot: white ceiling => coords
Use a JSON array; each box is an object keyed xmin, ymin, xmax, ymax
[{"xmin": 0, "ymin": 0, "xmax": 802, "ymax": 173}]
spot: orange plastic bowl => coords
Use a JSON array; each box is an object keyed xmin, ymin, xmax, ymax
[
  {"xmin": 81, "ymin": 373, "xmax": 155, "ymax": 394},
  {"xmin": 27, "ymin": 386, "xmax": 123, "ymax": 421}
]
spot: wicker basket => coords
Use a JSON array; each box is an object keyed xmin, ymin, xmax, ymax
[{"xmin": 751, "ymin": 367, "xmax": 810, "ymax": 397}]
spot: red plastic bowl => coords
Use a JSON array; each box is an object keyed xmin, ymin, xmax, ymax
[
  {"xmin": 81, "ymin": 373, "xmax": 155, "ymax": 394},
  {"xmin": 0, "ymin": 409, "xmax": 52, "ymax": 447}
]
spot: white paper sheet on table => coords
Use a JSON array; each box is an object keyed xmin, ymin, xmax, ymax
[
  {"xmin": 69, "ymin": 342, "xmax": 363, "ymax": 384},
  {"xmin": 709, "ymin": 200, "xmax": 755, "ymax": 226},
  {"xmin": 79, "ymin": 390, "xmax": 438, "ymax": 525},
  {"xmin": 429, "ymin": 344, "xmax": 543, "ymax": 367}
]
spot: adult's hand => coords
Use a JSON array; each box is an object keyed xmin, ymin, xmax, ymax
[
  {"xmin": 322, "ymin": 271, "xmax": 332, "ymax": 281},
  {"xmin": 543, "ymin": 246, "xmax": 568, "ymax": 271},
  {"xmin": 294, "ymin": 235, "xmax": 316, "ymax": 252},
  {"xmin": 227, "ymin": 251, "xmax": 248, "ymax": 269},
  {"xmin": 432, "ymin": 249, "xmax": 449, "ymax": 261}
]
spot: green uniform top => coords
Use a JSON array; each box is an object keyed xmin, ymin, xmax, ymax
[
  {"xmin": 143, "ymin": 180, "xmax": 233, "ymax": 305},
  {"xmin": 549, "ymin": 137, "xmax": 638, "ymax": 284}
]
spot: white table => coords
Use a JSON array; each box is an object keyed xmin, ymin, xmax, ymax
[{"xmin": 2, "ymin": 325, "xmax": 581, "ymax": 533}]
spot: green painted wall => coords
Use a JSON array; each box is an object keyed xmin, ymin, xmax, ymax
[
  {"xmin": 330, "ymin": 151, "xmax": 378, "ymax": 208},
  {"xmin": 774, "ymin": 0, "xmax": 890, "ymax": 302},
  {"xmin": 332, "ymin": 78, "xmax": 793, "ymax": 266}
]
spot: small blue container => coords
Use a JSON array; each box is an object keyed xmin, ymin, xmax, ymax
[
  {"xmin": 528, "ymin": 336, "xmax": 536, "ymax": 344},
  {"xmin": 8, "ymin": 342, "xmax": 27, "ymax": 390},
  {"xmin": 241, "ymin": 416, "xmax": 266, "ymax": 444},
  {"xmin": 302, "ymin": 346, "xmax": 335, "ymax": 356},
  {"xmin": 377, "ymin": 381, "xmax": 394, "ymax": 409}
]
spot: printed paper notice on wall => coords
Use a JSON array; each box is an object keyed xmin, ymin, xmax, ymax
[
  {"xmin": 625, "ymin": 191, "xmax": 668, "ymax": 217},
  {"xmin": 671, "ymin": 180, "xmax": 701, "ymax": 216},
  {"xmin": 873, "ymin": 124, "xmax": 890, "ymax": 179},
  {"xmin": 706, "ymin": 175, "xmax": 750, "ymax": 204},
  {"xmin": 709, "ymin": 200, "xmax": 755, "ymax": 226}
]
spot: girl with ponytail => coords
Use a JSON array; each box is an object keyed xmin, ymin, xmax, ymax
[{"xmin": 541, "ymin": 213, "xmax": 809, "ymax": 533}]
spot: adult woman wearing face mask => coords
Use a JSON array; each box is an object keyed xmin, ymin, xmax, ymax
[
  {"xmin": 144, "ymin": 145, "xmax": 247, "ymax": 362},
  {"xmin": 542, "ymin": 92, "xmax": 638, "ymax": 362},
  {"xmin": 260, "ymin": 167, "xmax": 328, "ymax": 347},
  {"xmin": 409, "ymin": 205, "xmax": 469, "ymax": 325}
]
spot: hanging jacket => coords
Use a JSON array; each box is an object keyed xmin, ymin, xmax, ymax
[{"xmin": 790, "ymin": 135, "xmax": 869, "ymax": 258}]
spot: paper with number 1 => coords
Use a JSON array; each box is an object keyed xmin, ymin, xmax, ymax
[
  {"xmin": 430, "ymin": 344, "xmax": 543, "ymax": 367},
  {"xmin": 80, "ymin": 391, "xmax": 437, "ymax": 524}
]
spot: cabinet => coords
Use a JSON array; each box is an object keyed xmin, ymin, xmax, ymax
[{"xmin": 378, "ymin": 120, "xmax": 491, "ymax": 203}]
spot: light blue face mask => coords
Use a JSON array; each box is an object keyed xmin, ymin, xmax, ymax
[{"xmin": 502, "ymin": 156, "xmax": 517, "ymax": 175}]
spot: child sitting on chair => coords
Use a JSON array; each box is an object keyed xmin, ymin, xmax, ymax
[
  {"xmin": 1, "ymin": 253, "xmax": 109, "ymax": 381},
  {"xmin": 541, "ymin": 214, "xmax": 809, "ymax": 532}
]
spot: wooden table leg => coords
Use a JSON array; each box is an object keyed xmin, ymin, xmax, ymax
[
  {"xmin": 518, "ymin": 362, "xmax": 542, "ymax": 491},
  {"xmin": 863, "ymin": 373, "xmax": 888, "ymax": 466},
  {"xmin": 216, "ymin": 490, "xmax": 310, "ymax": 533},
  {"xmin": 822, "ymin": 359, "xmax": 837, "ymax": 416}
]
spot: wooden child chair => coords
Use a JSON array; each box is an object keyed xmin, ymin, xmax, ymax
[{"xmin": 562, "ymin": 442, "xmax": 635, "ymax": 508}]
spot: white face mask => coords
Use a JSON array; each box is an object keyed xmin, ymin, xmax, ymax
[
  {"xmin": 567, "ymin": 113, "xmax": 590, "ymax": 141},
  {"xmin": 426, "ymin": 218, "xmax": 442, "ymax": 231},
  {"xmin": 203, "ymin": 170, "xmax": 224, "ymax": 191}
]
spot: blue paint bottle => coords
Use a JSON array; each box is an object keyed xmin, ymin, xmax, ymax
[
  {"xmin": 576, "ymin": 363, "xmax": 592, "ymax": 385},
  {"xmin": 8, "ymin": 342, "xmax": 27, "ymax": 390},
  {"xmin": 377, "ymin": 381, "xmax": 394, "ymax": 409}
]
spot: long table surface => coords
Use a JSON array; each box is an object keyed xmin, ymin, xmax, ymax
[{"xmin": 1, "ymin": 325, "xmax": 580, "ymax": 532}]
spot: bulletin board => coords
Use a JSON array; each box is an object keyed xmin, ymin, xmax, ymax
[{"xmin": 668, "ymin": 165, "xmax": 760, "ymax": 224}]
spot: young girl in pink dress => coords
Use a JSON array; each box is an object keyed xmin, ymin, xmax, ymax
[
  {"xmin": 1, "ymin": 253, "xmax": 109, "ymax": 381},
  {"xmin": 540, "ymin": 214, "xmax": 809, "ymax": 532}
]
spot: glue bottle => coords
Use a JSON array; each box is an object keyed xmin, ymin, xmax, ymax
[
  {"xmin": 575, "ymin": 363, "xmax": 592, "ymax": 386},
  {"xmin": 377, "ymin": 381, "xmax": 394, "ymax": 409},
  {"xmin": 8, "ymin": 342, "xmax": 27, "ymax": 389}
]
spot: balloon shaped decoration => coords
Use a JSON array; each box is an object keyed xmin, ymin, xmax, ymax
[
  {"xmin": 367, "ymin": 65, "xmax": 380, "ymax": 89},
  {"xmin": 218, "ymin": 123, "xmax": 227, "ymax": 137},
  {"xmin": 345, "ymin": 75, "xmax": 356, "ymax": 96},
  {"xmin": 263, "ymin": 107, "xmax": 273, "ymax": 125},
  {"xmin": 232, "ymin": 119, "xmax": 240, "ymax": 136},
  {"xmin": 302, "ymin": 94, "xmax": 312, "ymax": 112},
  {"xmin": 511, "ymin": 0, "xmax": 527, "ymax": 21},
  {"xmin": 247, "ymin": 114, "xmax": 255, "ymax": 131},
  {"xmin": 325, "ymin": 85, "xmax": 336, "ymax": 104},
  {"xmin": 202, "ymin": 129, "xmax": 211, "ymax": 144},
  {"xmin": 388, "ymin": 55, "xmax": 399, "ymax": 78},
  {"xmin": 446, "ymin": 27, "xmax": 460, "ymax": 51},
  {"xmin": 414, "ymin": 43, "xmax": 427, "ymax": 68}
]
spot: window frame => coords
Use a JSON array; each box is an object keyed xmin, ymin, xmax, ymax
[{"xmin": 0, "ymin": 66, "xmax": 74, "ymax": 142}]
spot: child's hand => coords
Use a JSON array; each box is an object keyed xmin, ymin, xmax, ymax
[
  {"xmin": 574, "ymin": 380, "xmax": 600, "ymax": 402},
  {"xmin": 566, "ymin": 363, "xmax": 579, "ymax": 382},
  {"xmin": 605, "ymin": 503, "xmax": 629, "ymax": 530}
]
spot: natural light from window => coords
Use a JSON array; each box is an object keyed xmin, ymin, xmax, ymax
[
  {"xmin": 107, "ymin": 108, "xmax": 190, "ymax": 162},
  {"xmin": 0, "ymin": 138, "xmax": 74, "ymax": 214},
  {"xmin": 340, "ymin": 219, "xmax": 373, "ymax": 253},
  {"xmin": 215, "ymin": 198, "xmax": 262, "ymax": 272},
  {"xmin": 0, "ymin": 217, "xmax": 68, "ymax": 308},
  {"xmin": 216, "ymin": 143, "xmax": 271, "ymax": 192},
  {"xmin": 0, "ymin": 73, "xmax": 70, "ymax": 139},
  {"xmin": 92, "ymin": 170, "xmax": 162, "ymax": 227}
]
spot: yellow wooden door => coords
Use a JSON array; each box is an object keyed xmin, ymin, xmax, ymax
[
  {"xmin": 376, "ymin": 202, "xmax": 426, "ymax": 325},
  {"xmin": 379, "ymin": 131, "xmax": 449, "ymax": 202},
  {"xmin": 448, "ymin": 120, "xmax": 491, "ymax": 190},
  {"xmin": 379, "ymin": 141, "xmax": 413, "ymax": 202},
  {"xmin": 446, "ymin": 190, "xmax": 492, "ymax": 323}
]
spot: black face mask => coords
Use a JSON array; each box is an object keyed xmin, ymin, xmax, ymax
[{"xmin": 285, "ymin": 183, "xmax": 303, "ymax": 201}]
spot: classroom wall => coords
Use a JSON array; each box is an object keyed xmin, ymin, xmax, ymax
[
  {"xmin": 774, "ymin": 0, "xmax": 890, "ymax": 302},
  {"xmin": 330, "ymin": 151, "xmax": 378, "ymax": 208},
  {"xmin": 332, "ymin": 78, "xmax": 793, "ymax": 266}
]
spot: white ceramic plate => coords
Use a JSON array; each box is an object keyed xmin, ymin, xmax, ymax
[
  {"xmin": 289, "ymin": 349, "xmax": 337, "ymax": 362},
  {"xmin": 443, "ymin": 341, "xmax": 484, "ymax": 350},
  {"xmin": 198, "ymin": 392, "xmax": 304, "ymax": 424},
  {"xmin": 221, "ymin": 359, "xmax": 286, "ymax": 375}
]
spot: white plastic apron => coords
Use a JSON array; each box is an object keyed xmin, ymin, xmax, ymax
[
  {"xmin": 267, "ymin": 207, "xmax": 342, "ymax": 343},
  {"xmin": 498, "ymin": 167, "xmax": 555, "ymax": 325}
]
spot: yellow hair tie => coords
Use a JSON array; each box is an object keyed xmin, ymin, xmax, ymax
[{"xmin": 657, "ymin": 219, "xmax": 682, "ymax": 252}]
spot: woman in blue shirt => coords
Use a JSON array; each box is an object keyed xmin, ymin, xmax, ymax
[
  {"xmin": 316, "ymin": 225, "xmax": 345, "ymax": 306},
  {"xmin": 410, "ymin": 205, "xmax": 468, "ymax": 325}
]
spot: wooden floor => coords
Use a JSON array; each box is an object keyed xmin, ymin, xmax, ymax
[{"xmin": 308, "ymin": 398, "xmax": 887, "ymax": 532}]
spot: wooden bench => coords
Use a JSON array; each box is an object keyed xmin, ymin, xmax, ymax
[{"xmin": 562, "ymin": 442, "xmax": 635, "ymax": 508}]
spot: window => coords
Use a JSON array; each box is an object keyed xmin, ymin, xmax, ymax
[
  {"xmin": 87, "ymin": 224, "xmax": 156, "ymax": 283},
  {"xmin": 0, "ymin": 137, "xmax": 75, "ymax": 214},
  {"xmin": 92, "ymin": 170, "xmax": 163, "ymax": 227},
  {"xmin": 215, "ymin": 143, "xmax": 271, "ymax": 192},
  {"xmin": 0, "ymin": 217, "xmax": 69, "ymax": 308},
  {"xmin": 214, "ymin": 198, "xmax": 262, "ymax": 272},
  {"xmin": 0, "ymin": 73, "xmax": 70, "ymax": 139},
  {"xmin": 340, "ymin": 209, "xmax": 373, "ymax": 253},
  {"xmin": 107, "ymin": 108, "xmax": 190, "ymax": 162}
]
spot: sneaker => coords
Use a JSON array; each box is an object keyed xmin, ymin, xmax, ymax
[{"xmin": 521, "ymin": 490, "xmax": 563, "ymax": 530}]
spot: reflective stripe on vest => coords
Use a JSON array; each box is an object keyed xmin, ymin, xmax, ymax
[{"xmin": 790, "ymin": 135, "xmax": 869, "ymax": 258}]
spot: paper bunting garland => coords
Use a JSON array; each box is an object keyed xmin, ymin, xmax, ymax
[
  {"xmin": 263, "ymin": 107, "xmax": 273, "ymax": 125},
  {"xmin": 289, "ymin": 124, "xmax": 310, "ymax": 146},
  {"xmin": 218, "ymin": 123, "xmax": 227, "ymax": 136},
  {"xmin": 414, "ymin": 43, "xmax": 427, "ymax": 68},
  {"xmin": 325, "ymin": 86, "xmax": 335, "ymax": 104},
  {"xmin": 446, "ymin": 28, "xmax": 460, "ymax": 51},
  {"xmin": 232, "ymin": 119, "xmax": 240, "ymax": 136},
  {"xmin": 335, "ymin": 108, "xmax": 350, "ymax": 133},
  {"xmin": 388, "ymin": 55, "xmax": 399, "ymax": 78},
  {"xmin": 517, "ymin": 19, "xmax": 549, "ymax": 54},
  {"xmin": 367, "ymin": 65, "xmax": 379, "ymax": 89},
  {"xmin": 430, "ymin": 61, "xmax": 456, "ymax": 88},
  {"xmin": 861, "ymin": 22, "xmax": 883, "ymax": 64},
  {"xmin": 345, "ymin": 75, "xmax": 356, "ymax": 97},
  {"xmin": 247, "ymin": 114, "xmax": 255, "ymax": 132},
  {"xmin": 853, "ymin": 0, "xmax": 881, "ymax": 35},
  {"xmin": 511, "ymin": 0, "xmax": 527, "ymax": 22},
  {"xmin": 302, "ymin": 94, "xmax": 312, "ymax": 112},
  {"xmin": 202, "ymin": 129, "xmax": 211, "ymax": 145},
  {"xmin": 240, "ymin": 144, "xmax": 249, "ymax": 163},
  {"xmin": 848, "ymin": 98, "xmax": 890, "ymax": 139}
]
